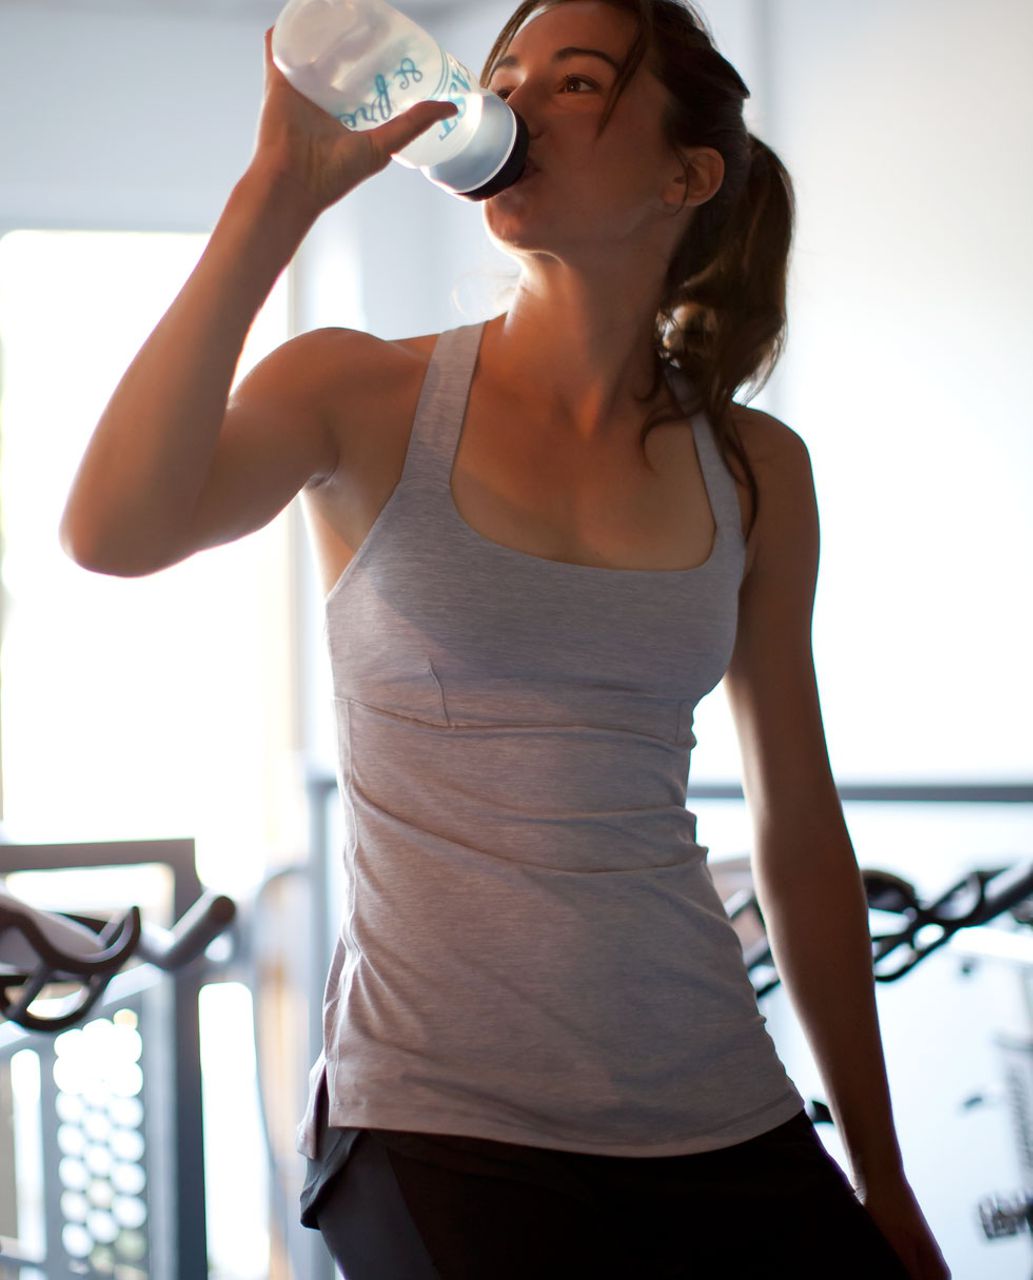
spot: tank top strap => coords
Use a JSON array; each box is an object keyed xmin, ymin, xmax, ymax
[
  {"xmin": 397, "ymin": 320, "xmax": 484, "ymax": 490},
  {"xmin": 663, "ymin": 365, "xmax": 745, "ymax": 552}
]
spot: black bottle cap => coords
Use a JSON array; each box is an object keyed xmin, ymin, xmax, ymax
[{"xmin": 460, "ymin": 111, "xmax": 531, "ymax": 202}]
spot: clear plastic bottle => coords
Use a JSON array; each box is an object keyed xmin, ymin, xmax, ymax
[{"xmin": 271, "ymin": 0, "xmax": 529, "ymax": 201}]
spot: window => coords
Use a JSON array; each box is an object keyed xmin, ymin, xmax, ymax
[{"xmin": 0, "ymin": 227, "xmax": 301, "ymax": 895}]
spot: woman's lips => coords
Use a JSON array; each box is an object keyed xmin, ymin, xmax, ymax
[{"xmin": 494, "ymin": 161, "xmax": 540, "ymax": 197}]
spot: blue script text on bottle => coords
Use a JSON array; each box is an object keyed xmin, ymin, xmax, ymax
[{"xmin": 272, "ymin": 0, "xmax": 529, "ymax": 201}]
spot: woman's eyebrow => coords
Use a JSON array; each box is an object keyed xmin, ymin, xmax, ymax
[{"xmin": 491, "ymin": 46, "xmax": 622, "ymax": 75}]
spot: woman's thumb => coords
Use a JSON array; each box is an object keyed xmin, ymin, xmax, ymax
[{"xmin": 380, "ymin": 100, "xmax": 460, "ymax": 158}]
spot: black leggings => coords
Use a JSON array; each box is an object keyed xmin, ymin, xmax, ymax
[{"xmin": 303, "ymin": 1109, "xmax": 912, "ymax": 1279}]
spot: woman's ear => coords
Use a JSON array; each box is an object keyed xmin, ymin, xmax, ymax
[{"xmin": 664, "ymin": 147, "xmax": 725, "ymax": 210}]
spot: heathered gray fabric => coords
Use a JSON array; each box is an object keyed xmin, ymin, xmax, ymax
[{"xmin": 296, "ymin": 319, "xmax": 805, "ymax": 1160}]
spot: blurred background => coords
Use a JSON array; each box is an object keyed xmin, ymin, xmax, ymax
[{"xmin": 0, "ymin": 0, "xmax": 1030, "ymax": 1276}]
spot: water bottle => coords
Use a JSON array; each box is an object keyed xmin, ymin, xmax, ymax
[{"xmin": 271, "ymin": 0, "xmax": 530, "ymax": 201}]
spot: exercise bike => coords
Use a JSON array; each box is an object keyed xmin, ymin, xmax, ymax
[
  {"xmin": 728, "ymin": 858, "xmax": 1033, "ymax": 1261},
  {"xmin": 0, "ymin": 877, "xmax": 236, "ymax": 1278}
]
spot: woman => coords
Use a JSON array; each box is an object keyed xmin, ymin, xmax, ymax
[{"xmin": 61, "ymin": 0, "xmax": 950, "ymax": 1275}]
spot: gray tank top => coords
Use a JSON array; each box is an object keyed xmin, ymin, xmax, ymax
[{"xmin": 296, "ymin": 319, "xmax": 805, "ymax": 1160}]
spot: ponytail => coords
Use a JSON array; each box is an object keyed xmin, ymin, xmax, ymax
[{"xmin": 645, "ymin": 130, "xmax": 796, "ymax": 542}]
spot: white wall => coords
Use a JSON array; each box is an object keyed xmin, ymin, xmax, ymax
[
  {"xmin": 758, "ymin": 0, "xmax": 1033, "ymax": 789},
  {"xmin": 0, "ymin": 3, "xmax": 265, "ymax": 233},
  {"xmin": 0, "ymin": 0, "xmax": 448, "ymax": 231}
]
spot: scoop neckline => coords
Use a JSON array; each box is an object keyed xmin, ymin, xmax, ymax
[{"xmin": 445, "ymin": 357, "xmax": 724, "ymax": 577}]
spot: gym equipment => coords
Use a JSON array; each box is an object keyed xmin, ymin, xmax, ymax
[
  {"xmin": 731, "ymin": 859, "xmax": 1033, "ymax": 1264},
  {"xmin": 0, "ymin": 883, "xmax": 234, "ymax": 1034},
  {"xmin": 0, "ymin": 839, "xmax": 235, "ymax": 1280},
  {"xmin": 727, "ymin": 859, "xmax": 1033, "ymax": 996}
]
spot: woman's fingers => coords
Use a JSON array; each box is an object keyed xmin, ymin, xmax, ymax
[{"xmin": 252, "ymin": 27, "xmax": 458, "ymax": 210}]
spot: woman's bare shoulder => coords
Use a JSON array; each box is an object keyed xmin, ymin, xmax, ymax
[
  {"xmin": 729, "ymin": 403, "xmax": 809, "ymax": 464},
  {"xmin": 277, "ymin": 326, "xmax": 442, "ymax": 450},
  {"xmin": 727, "ymin": 404, "xmax": 813, "ymax": 577},
  {"xmin": 392, "ymin": 330, "xmax": 442, "ymax": 360},
  {"xmin": 287, "ymin": 324, "xmax": 423, "ymax": 376}
]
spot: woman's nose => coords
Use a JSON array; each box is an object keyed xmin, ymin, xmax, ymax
[{"xmin": 496, "ymin": 78, "xmax": 541, "ymax": 121}]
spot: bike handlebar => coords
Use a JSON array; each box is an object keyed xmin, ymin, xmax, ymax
[
  {"xmin": 0, "ymin": 887, "xmax": 237, "ymax": 1033},
  {"xmin": 736, "ymin": 858, "xmax": 1033, "ymax": 998},
  {"xmin": 133, "ymin": 892, "xmax": 236, "ymax": 971}
]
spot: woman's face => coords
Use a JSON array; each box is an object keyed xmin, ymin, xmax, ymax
[{"xmin": 482, "ymin": 1, "xmax": 687, "ymax": 261}]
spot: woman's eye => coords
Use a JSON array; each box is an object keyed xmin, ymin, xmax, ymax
[{"xmin": 493, "ymin": 75, "xmax": 595, "ymax": 100}]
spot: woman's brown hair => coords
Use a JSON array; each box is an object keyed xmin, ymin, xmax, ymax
[{"xmin": 479, "ymin": 0, "xmax": 796, "ymax": 543}]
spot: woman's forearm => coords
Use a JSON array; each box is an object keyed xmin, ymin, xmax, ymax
[{"xmin": 752, "ymin": 829, "xmax": 906, "ymax": 1195}]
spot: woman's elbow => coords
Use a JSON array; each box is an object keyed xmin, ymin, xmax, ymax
[{"xmin": 58, "ymin": 507, "xmax": 171, "ymax": 578}]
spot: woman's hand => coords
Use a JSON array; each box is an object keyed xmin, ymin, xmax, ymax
[
  {"xmin": 860, "ymin": 1173, "xmax": 952, "ymax": 1279},
  {"xmin": 250, "ymin": 26, "xmax": 459, "ymax": 216}
]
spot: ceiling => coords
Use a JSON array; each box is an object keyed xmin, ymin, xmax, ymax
[{"xmin": 0, "ymin": 0, "xmax": 455, "ymax": 18}]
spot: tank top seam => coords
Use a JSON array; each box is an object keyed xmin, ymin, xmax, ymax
[{"xmin": 427, "ymin": 658, "xmax": 452, "ymax": 727}]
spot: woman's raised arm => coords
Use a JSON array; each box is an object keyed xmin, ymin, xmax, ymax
[{"xmin": 59, "ymin": 27, "xmax": 457, "ymax": 577}]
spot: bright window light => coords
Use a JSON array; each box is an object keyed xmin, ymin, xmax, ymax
[{"xmin": 0, "ymin": 229, "xmax": 304, "ymax": 895}]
